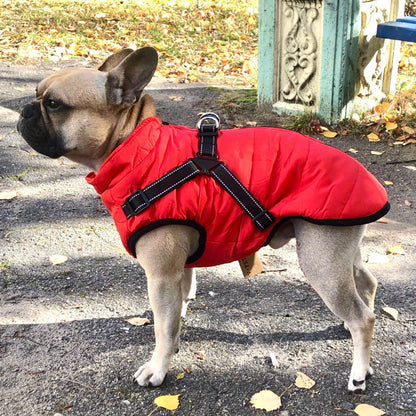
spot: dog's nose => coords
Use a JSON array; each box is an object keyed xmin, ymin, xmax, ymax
[{"xmin": 21, "ymin": 104, "xmax": 35, "ymax": 119}]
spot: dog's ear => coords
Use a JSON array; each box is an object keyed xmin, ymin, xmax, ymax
[
  {"xmin": 97, "ymin": 48, "xmax": 134, "ymax": 72},
  {"xmin": 105, "ymin": 47, "xmax": 158, "ymax": 106}
]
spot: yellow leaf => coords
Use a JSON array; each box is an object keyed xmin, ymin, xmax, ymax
[
  {"xmin": 385, "ymin": 121, "xmax": 397, "ymax": 130},
  {"xmin": 14, "ymin": 87, "xmax": 26, "ymax": 92},
  {"xmin": 348, "ymin": 148, "xmax": 359, "ymax": 154},
  {"xmin": 367, "ymin": 132, "xmax": 380, "ymax": 142},
  {"xmin": 176, "ymin": 372, "xmax": 185, "ymax": 380},
  {"xmin": 154, "ymin": 394, "xmax": 181, "ymax": 411},
  {"xmin": 250, "ymin": 390, "xmax": 282, "ymax": 412},
  {"xmin": 295, "ymin": 371, "xmax": 315, "ymax": 389},
  {"xmin": 374, "ymin": 102, "xmax": 392, "ymax": 114},
  {"xmin": 371, "ymin": 151, "xmax": 384, "ymax": 155},
  {"xmin": 387, "ymin": 244, "xmax": 405, "ymax": 255},
  {"xmin": 153, "ymin": 42, "xmax": 166, "ymax": 51},
  {"xmin": 383, "ymin": 180, "xmax": 393, "ymax": 186},
  {"xmin": 49, "ymin": 255, "xmax": 68, "ymax": 265},
  {"xmin": 124, "ymin": 317, "xmax": 150, "ymax": 326},
  {"xmin": 354, "ymin": 403, "xmax": 385, "ymax": 416},
  {"xmin": 321, "ymin": 130, "xmax": 338, "ymax": 138}
]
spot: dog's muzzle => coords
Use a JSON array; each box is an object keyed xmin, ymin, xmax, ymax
[{"xmin": 17, "ymin": 102, "xmax": 68, "ymax": 159}]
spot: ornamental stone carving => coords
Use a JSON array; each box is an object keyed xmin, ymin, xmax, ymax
[
  {"xmin": 282, "ymin": 2, "xmax": 320, "ymax": 105},
  {"xmin": 277, "ymin": 0, "xmax": 323, "ymax": 111}
]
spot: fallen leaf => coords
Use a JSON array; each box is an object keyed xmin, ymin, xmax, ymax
[
  {"xmin": 354, "ymin": 403, "xmax": 385, "ymax": 416},
  {"xmin": 124, "ymin": 317, "xmax": 151, "ymax": 326},
  {"xmin": 168, "ymin": 95, "xmax": 185, "ymax": 101},
  {"xmin": 14, "ymin": 86, "xmax": 26, "ymax": 92},
  {"xmin": 385, "ymin": 121, "xmax": 397, "ymax": 130},
  {"xmin": 367, "ymin": 132, "xmax": 380, "ymax": 142},
  {"xmin": 371, "ymin": 151, "xmax": 384, "ymax": 155},
  {"xmin": 402, "ymin": 126, "xmax": 415, "ymax": 134},
  {"xmin": 381, "ymin": 306, "xmax": 399, "ymax": 321},
  {"xmin": 387, "ymin": 244, "xmax": 405, "ymax": 255},
  {"xmin": 49, "ymin": 254, "xmax": 68, "ymax": 265},
  {"xmin": 376, "ymin": 218, "xmax": 389, "ymax": 223},
  {"xmin": 176, "ymin": 372, "xmax": 185, "ymax": 380},
  {"xmin": 295, "ymin": 371, "xmax": 315, "ymax": 389},
  {"xmin": 404, "ymin": 166, "xmax": 416, "ymax": 171},
  {"xmin": 250, "ymin": 390, "xmax": 282, "ymax": 412},
  {"xmin": 321, "ymin": 130, "xmax": 337, "ymax": 138},
  {"xmin": 348, "ymin": 148, "xmax": 359, "ymax": 154},
  {"xmin": 0, "ymin": 190, "xmax": 17, "ymax": 200},
  {"xmin": 154, "ymin": 394, "xmax": 181, "ymax": 411},
  {"xmin": 367, "ymin": 253, "xmax": 389, "ymax": 264},
  {"xmin": 404, "ymin": 199, "xmax": 412, "ymax": 206},
  {"xmin": 383, "ymin": 181, "xmax": 393, "ymax": 186},
  {"xmin": 374, "ymin": 102, "xmax": 392, "ymax": 114}
]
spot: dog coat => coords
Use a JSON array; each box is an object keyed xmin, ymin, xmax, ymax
[{"xmin": 86, "ymin": 116, "xmax": 389, "ymax": 267}]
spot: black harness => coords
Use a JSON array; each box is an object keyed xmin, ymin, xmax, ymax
[{"xmin": 122, "ymin": 113, "xmax": 275, "ymax": 232}]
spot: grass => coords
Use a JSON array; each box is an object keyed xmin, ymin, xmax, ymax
[{"xmin": 0, "ymin": 0, "xmax": 258, "ymax": 86}]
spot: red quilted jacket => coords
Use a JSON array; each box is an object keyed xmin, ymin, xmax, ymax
[{"xmin": 86, "ymin": 117, "xmax": 389, "ymax": 267}]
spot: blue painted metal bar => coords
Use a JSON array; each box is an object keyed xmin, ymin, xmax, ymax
[
  {"xmin": 397, "ymin": 16, "xmax": 416, "ymax": 23},
  {"xmin": 377, "ymin": 16, "xmax": 416, "ymax": 42}
]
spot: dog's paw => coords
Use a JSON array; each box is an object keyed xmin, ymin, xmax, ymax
[
  {"xmin": 133, "ymin": 361, "xmax": 167, "ymax": 387},
  {"xmin": 347, "ymin": 367, "xmax": 373, "ymax": 393}
]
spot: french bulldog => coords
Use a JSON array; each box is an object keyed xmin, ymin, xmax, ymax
[{"xmin": 18, "ymin": 46, "xmax": 387, "ymax": 392}]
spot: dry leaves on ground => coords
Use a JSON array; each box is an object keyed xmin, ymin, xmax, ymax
[
  {"xmin": 124, "ymin": 317, "xmax": 151, "ymax": 326},
  {"xmin": 354, "ymin": 403, "xmax": 385, "ymax": 416},
  {"xmin": 0, "ymin": 0, "xmax": 258, "ymax": 86},
  {"xmin": 250, "ymin": 371, "xmax": 315, "ymax": 412},
  {"xmin": 49, "ymin": 254, "xmax": 68, "ymax": 265},
  {"xmin": 250, "ymin": 390, "xmax": 282, "ymax": 412},
  {"xmin": 0, "ymin": 190, "xmax": 17, "ymax": 200}
]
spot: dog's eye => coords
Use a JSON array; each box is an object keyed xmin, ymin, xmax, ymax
[{"xmin": 44, "ymin": 98, "xmax": 62, "ymax": 110}]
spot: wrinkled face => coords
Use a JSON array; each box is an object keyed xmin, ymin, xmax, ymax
[{"xmin": 17, "ymin": 68, "xmax": 115, "ymax": 159}]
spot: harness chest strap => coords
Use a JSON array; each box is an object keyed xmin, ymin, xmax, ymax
[{"xmin": 122, "ymin": 113, "xmax": 276, "ymax": 232}]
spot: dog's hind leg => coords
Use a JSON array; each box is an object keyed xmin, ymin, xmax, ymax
[
  {"xmin": 353, "ymin": 249, "xmax": 378, "ymax": 312},
  {"xmin": 181, "ymin": 268, "xmax": 197, "ymax": 317},
  {"xmin": 292, "ymin": 219, "xmax": 375, "ymax": 392},
  {"xmin": 133, "ymin": 225, "xmax": 199, "ymax": 387}
]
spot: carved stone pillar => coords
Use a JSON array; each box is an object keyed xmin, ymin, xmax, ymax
[{"xmin": 258, "ymin": 0, "xmax": 405, "ymax": 122}]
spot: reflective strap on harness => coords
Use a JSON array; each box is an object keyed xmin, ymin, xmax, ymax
[
  {"xmin": 122, "ymin": 160, "xmax": 200, "ymax": 218},
  {"xmin": 210, "ymin": 163, "xmax": 275, "ymax": 231},
  {"xmin": 122, "ymin": 113, "xmax": 276, "ymax": 231}
]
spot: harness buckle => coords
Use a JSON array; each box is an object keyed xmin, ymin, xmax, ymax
[
  {"xmin": 122, "ymin": 189, "xmax": 150, "ymax": 219},
  {"xmin": 196, "ymin": 112, "xmax": 220, "ymax": 130}
]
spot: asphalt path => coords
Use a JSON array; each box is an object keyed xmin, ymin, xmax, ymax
[{"xmin": 0, "ymin": 60, "xmax": 415, "ymax": 416}]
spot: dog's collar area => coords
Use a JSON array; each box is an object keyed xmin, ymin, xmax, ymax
[{"xmin": 122, "ymin": 113, "xmax": 276, "ymax": 232}]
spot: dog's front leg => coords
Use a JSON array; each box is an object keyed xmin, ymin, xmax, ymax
[
  {"xmin": 134, "ymin": 268, "xmax": 183, "ymax": 386},
  {"xmin": 133, "ymin": 225, "xmax": 199, "ymax": 387}
]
